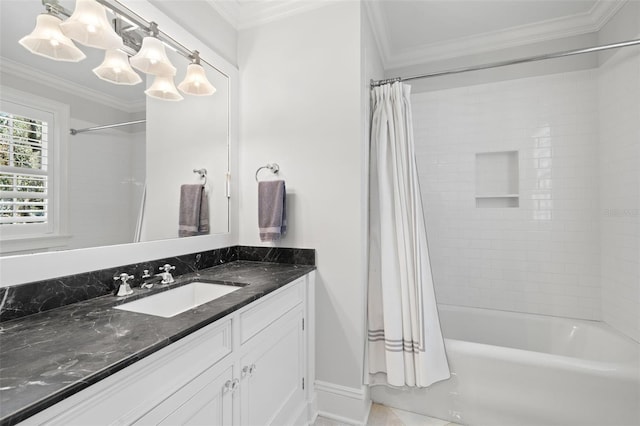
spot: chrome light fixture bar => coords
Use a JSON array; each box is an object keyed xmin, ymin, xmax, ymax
[
  {"xmin": 92, "ymin": 0, "xmax": 224, "ymax": 78},
  {"xmin": 22, "ymin": 0, "xmax": 222, "ymax": 100}
]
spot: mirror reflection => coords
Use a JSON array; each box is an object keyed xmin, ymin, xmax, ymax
[{"xmin": 0, "ymin": 0, "xmax": 230, "ymax": 256}]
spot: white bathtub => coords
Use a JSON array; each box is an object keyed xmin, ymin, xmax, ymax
[{"xmin": 371, "ymin": 305, "xmax": 640, "ymax": 426}]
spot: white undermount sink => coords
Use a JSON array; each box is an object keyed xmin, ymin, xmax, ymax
[{"xmin": 114, "ymin": 282, "xmax": 241, "ymax": 318}]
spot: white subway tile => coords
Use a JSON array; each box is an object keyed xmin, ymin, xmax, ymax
[{"xmin": 412, "ymin": 64, "xmax": 637, "ymax": 327}]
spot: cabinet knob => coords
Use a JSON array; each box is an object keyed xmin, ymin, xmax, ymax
[
  {"xmin": 242, "ymin": 364, "xmax": 257, "ymax": 378},
  {"xmin": 223, "ymin": 378, "xmax": 241, "ymax": 393}
]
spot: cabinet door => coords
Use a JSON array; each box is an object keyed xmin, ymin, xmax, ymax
[
  {"xmin": 239, "ymin": 307, "xmax": 305, "ymax": 426},
  {"xmin": 135, "ymin": 362, "xmax": 234, "ymax": 426}
]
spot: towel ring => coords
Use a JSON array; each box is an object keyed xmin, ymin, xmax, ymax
[
  {"xmin": 193, "ymin": 168, "xmax": 207, "ymax": 186},
  {"xmin": 255, "ymin": 163, "xmax": 280, "ymax": 182}
]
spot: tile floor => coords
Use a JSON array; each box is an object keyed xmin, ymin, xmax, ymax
[{"xmin": 314, "ymin": 403, "xmax": 461, "ymax": 426}]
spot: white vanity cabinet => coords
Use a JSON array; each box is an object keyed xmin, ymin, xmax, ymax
[
  {"xmin": 22, "ymin": 272, "xmax": 315, "ymax": 426},
  {"xmin": 239, "ymin": 307, "xmax": 305, "ymax": 425}
]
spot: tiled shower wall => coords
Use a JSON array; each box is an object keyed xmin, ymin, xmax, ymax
[
  {"xmin": 413, "ymin": 70, "xmax": 602, "ymax": 320},
  {"xmin": 598, "ymin": 49, "xmax": 639, "ymax": 342}
]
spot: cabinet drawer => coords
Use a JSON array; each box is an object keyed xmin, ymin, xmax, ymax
[
  {"xmin": 24, "ymin": 319, "xmax": 232, "ymax": 426},
  {"xmin": 134, "ymin": 362, "xmax": 234, "ymax": 426},
  {"xmin": 240, "ymin": 277, "xmax": 304, "ymax": 344}
]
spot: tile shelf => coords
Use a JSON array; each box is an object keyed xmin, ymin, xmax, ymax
[
  {"xmin": 475, "ymin": 150, "xmax": 519, "ymax": 208},
  {"xmin": 475, "ymin": 194, "xmax": 520, "ymax": 198}
]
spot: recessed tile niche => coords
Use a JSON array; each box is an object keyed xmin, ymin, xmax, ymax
[{"xmin": 475, "ymin": 151, "xmax": 519, "ymax": 208}]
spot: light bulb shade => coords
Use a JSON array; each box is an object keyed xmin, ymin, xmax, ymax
[
  {"xmin": 60, "ymin": 0, "xmax": 122, "ymax": 50},
  {"xmin": 92, "ymin": 49, "xmax": 142, "ymax": 85},
  {"xmin": 178, "ymin": 63, "xmax": 217, "ymax": 96},
  {"xmin": 19, "ymin": 14, "xmax": 86, "ymax": 62},
  {"xmin": 145, "ymin": 74, "xmax": 183, "ymax": 101},
  {"xmin": 130, "ymin": 37, "xmax": 176, "ymax": 76}
]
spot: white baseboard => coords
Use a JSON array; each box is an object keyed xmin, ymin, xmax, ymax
[
  {"xmin": 315, "ymin": 380, "xmax": 371, "ymax": 425},
  {"xmin": 291, "ymin": 398, "xmax": 317, "ymax": 426}
]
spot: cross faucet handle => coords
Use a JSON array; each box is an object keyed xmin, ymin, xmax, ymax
[
  {"xmin": 113, "ymin": 273, "xmax": 134, "ymax": 296},
  {"xmin": 114, "ymin": 273, "xmax": 134, "ymax": 283},
  {"xmin": 158, "ymin": 264, "xmax": 176, "ymax": 284},
  {"xmin": 159, "ymin": 264, "xmax": 175, "ymax": 273}
]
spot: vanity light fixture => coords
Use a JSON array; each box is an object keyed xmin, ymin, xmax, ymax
[
  {"xmin": 20, "ymin": 0, "xmax": 218, "ymax": 101},
  {"xmin": 19, "ymin": 13, "xmax": 86, "ymax": 62},
  {"xmin": 130, "ymin": 22, "xmax": 177, "ymax": 76},
  {"xmin": 59, "ymin": 0, "xmax": 123, "ymax": 50},
  {"xmin": 145, "ymin": 74, "xmax": 184, "ymax": 101},
  {"xmin": 178, "ymin": 51, "xmax": 217, "ymax": 96},
  {"xmin": 93, "ymin": 49, "xmax": 142, "ymax": 85}
]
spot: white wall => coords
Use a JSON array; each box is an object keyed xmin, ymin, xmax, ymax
[
  {"xmin": 598, "ymin": 46, "xmax": 640, "ymax": 342},
  {"xmin": 413, "ymin": 70, "xmax": 602, "ymax": 320},
  {"xmin": 237, "ymin": 0, "xmax": 366, "ymax": 416}
]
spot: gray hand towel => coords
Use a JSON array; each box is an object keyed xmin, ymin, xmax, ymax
[
  {"xmin": 179, "ymin": 184, "xmax": 210, "ymax": 237},
  {"xmin": 258, "ymin": 180, "xmax": 286, "ymax": 241}
]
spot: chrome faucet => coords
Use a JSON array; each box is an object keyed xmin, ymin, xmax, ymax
[
  {"xmin": 158, "ymin": 264, "xmax": 176, "ymax": 284},
  {"xmin": 113, "ymin": 273, "xmax": 134, "ymax": 296},
  {"xmin": 140, "ymin": 269, "xmax": 160, "ymax": 289}
]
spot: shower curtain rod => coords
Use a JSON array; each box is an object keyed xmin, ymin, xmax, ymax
[
  {"xmin": 370, "ymin": 38, "xmax": 640, "ymax": 87},
  {"xmin": 70, "ymin": 119, "xmax": 146, "ymax": 135}
]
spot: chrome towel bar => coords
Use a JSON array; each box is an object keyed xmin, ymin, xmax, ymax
[
  {"xmin": 255, "ymin": 163, "xmax": 280, "ymax": 182},
  {"xmin": 193, "ymin": 168, "xmax": 207, "ymax": 186}
]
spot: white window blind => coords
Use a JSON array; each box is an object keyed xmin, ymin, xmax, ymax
[
  {"xmin": 0, "ymin": 89, "xmax": 68, "ymax": 253},
  {"xmin": 0, "ymin": 107, "xmax": 52, "ymax": 233}
]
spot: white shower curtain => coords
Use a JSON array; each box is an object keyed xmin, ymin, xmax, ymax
[{"xmin": 367, "ymin": 82, "xmax": 450, "ymax": 388}]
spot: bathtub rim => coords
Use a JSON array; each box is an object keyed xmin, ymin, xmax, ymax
[{"xmin": 437, "ymin": 303, "xmax": 640, "ymax": 377}]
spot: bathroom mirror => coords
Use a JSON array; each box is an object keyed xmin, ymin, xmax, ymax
[{"xmin": 0, "ymin": 0, "xmax": 230, "ymax": 256}]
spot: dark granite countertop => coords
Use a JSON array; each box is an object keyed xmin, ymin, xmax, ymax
[{"xmin": 0, "ymin": 261, "xmax": 315, "ymax": 425}]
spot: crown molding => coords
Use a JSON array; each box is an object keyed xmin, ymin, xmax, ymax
[
  {"xmin": 369, "ymin": 0, "xmax": 626, "ymax": 70},
  {"xmin": 204, "ymin": 0, "xmax": 241, "ymax": 29},
  {"xmin": 0, "ymin": 57, "xmax": 145, "ymax": 114},
  {"xmin": 363, "ymin": 0, "xmax": 393, "ymax": 71},
  {"xmin": 590, "ymin": 0, "xmax": 627, "ymax": 30},
  {"xmin": 238, "ymin": 1, "xmax": 335, "ymax": 30},
  {"xmin": 205, "ymin": 0, "xmax": 337, "ymax": 30}
]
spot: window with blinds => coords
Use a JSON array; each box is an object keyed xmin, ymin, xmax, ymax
[{"xmin": 0, "ymin": 108, "xmax": 52, "ymax": 233}]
